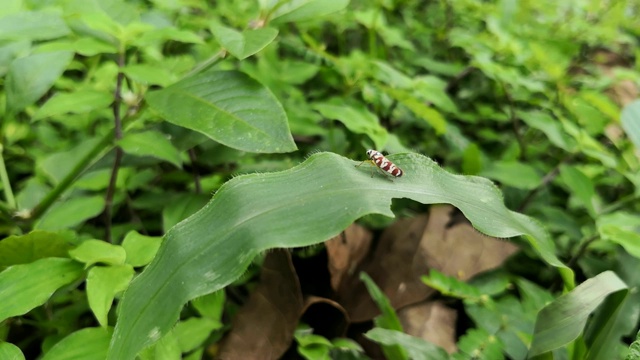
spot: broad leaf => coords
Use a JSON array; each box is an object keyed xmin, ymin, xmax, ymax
[
  {"xmin": 119, "ymin": 131, "xmax": 183, "ymax": 168},
  {"xmin": 87, "ymin": 265, "xmax": 134, "ymax": 327},
  {"xmin": 210, "ymin": 22, "xmax": 278, "ymax": 60},
  {"xmin": 0, "ymin": 10, "xmax": 70, "ymax": 41},
  {"xmin": 528, "ymin": 271, "xmax": 628, "ymax": 357},
  {"xmin": 0, "ymin": 258, "xmax": 83, "ymax": 322},
  {"xmin": 108, "ymin": 152, "xmax": 573, "ymax": 359},
  {"xmin": 33, "ymin": 90, "xmax": 113, "ymax": 121},
  {"xmin": 35, "ymin": 196, "xmax": 105, "ymax": 230},
  {"xmin": 0, "ymin": 341, "xmax": 25, "ymax": 360},
  {"xmin": 0, "ymin": 230, "xmax": 73, "ymax": 267},
  {"xmin": 365, "ymin": 328, "xmax": 449, "ymax": 360},
  {"xmin": 69, "ymin": 240, "xmax": 126, "ymax": 267},
  {"xmin": 6, "ymin": 51, "xmax": 73, "ymax": 113},
  {"xmin": 146, "ymin": 69, "xmax": 297, "ymax": 153},
  {"xmin": 559, "ymin": 165, "xmax": 597, "ymax": 217},
  {"xmin": 121, "ymin": 231, "xmax": 162, "ymax": 267},
  {"xmin": 41, "ymin": 328, "xmax": 112, "ymax": 360}
]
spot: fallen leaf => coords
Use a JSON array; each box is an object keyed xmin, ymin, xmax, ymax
[
  {"xmin": 300, "ymin": 295, "xmax": 349, "ymax": 339},
  {"xmin": 325, "ymin": 224, "xmax": 373, "ymax": 291},
  {"xmin": 397, "ymin": 300, "xmax": 457, "ymax": 354},
  {"xmin": 218, "ymin": 249, "xmax": 303, "ymax": 360}
]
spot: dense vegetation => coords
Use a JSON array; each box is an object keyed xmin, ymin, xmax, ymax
[{"xmin": 1, "ymin": 0, "xmax": 639, "ymax": 359}]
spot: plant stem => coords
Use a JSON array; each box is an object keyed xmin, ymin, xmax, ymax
[
  {"xmin": 30, "ymin": 132, "xmax": 114, "ymax": 221},
  {"xmin": 104, "ymin": 52, "xmax": 126, "ymax": 243},
  {"xmin": 0, "ymin": 143, "xmax": 16, "ymax": 209},
  {"xmin": 188, "ymin": 148, "xmax": 202, "ymax": 194}
]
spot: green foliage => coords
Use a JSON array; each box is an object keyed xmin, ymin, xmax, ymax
[{"xmin": 0, "ymin": 0, "xmax": 638, "ymax": 358}]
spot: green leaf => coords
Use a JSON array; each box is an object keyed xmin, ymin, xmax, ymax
[
  {"xmin": 270, "ymin": 0, "xmax": 350, "ymax": 24},
  {"xmin": 41, "ymin": 328, "xmax": 112, "ymax": 360},
  {"xmin": 0, "ymin": 258, "xmax": 83, "ymax": 322},
  {"xmin": 518, "ymin": 110, "xmax": 575, "ymax": 151},
  {"xmin": 137, "ymin": 331, "xmax": 181, "ymax": 360},
  {"xmin": 161, "ymin": 194, "xmax": 209, "ymax": 232},
  {"xmin": 33, "ymin": 90, "xmax": 113, "ymax": 121},
  {"xmin": 119, "ymin": 131, "xmax": 183, "ymax": 168},
  {"xmin": 0, "ymin": 10, "xmax": 70, "ymax": 41},
  {"xmin": 454, "ymin": 328, "xmax": 504, "ymax": 360},
  {"xmin": 0, "ymin": 341, "xmax": 25, "ymax": 360},
  {"xmin": 365, "ymin": 328, "xmax": 449, "ymax": 360},
  {"xmin": 360, "ymin": 273, "xmax": 407, "ymax": 360},
  {"xmin": 210, "ymin": 22, "xmax": 278, "ymax": 60},
  {"xmin": 381, "ymin": 86, "xmax": 447, "ymax": 135},
  {"xmin": 528, "ymin": 271, "xmax": 628, "ymax": 357},
  {"xmin": 87, "ymin": 265, "xmax": 134, "ymax": 327},
  {"xmin": 6, "ymin": 50, "xmax": 73, "ymax": 113},
  {"xmin": 599, "ymin": 225, "xmax": 640, "ymax": 259},
  {"xmin": 621, "ymin": 100, "xmax": 640, "ymax": 150},
  {"xmin": 35, "ymin": 196, "xmax": 105, "ymax": 231},
  {"xmin": 108, "ymin": 152, "xmax": 572, "ymax": 359},
  {"xmin": 312, "ymin": 102, "xmax": 388, "ymax": 150},
  {"xmin": 559, "ymin": 165, "xmax": 597, "ymax": 217},
  {"xmin": 0, "ymin": 230, "xmax": 74, "ymax": 267},
  {"xmin": 121, "ymin": 64, "xmax": 176, "ymax": 87},
  {"xmin": 191, "ymin": 291, "xmax": 225, "ymax": 320},
  {"xmin": 422, "ymin": 269, "xmax": 482, "ymax": 301},
  {"xmin": 626, "ymin": 331, "xmax": 640, "ymax": 360},
  {"xmin": 173, "ymin": 317, "xmax": 222, "ymax": 353},
  {"xmin": 480, "ymin": 161, "xmax": 541, "ymax": 190},
  {"xmin": 69, "ymin": 240, "xmax": 126, "ymax": 267},
  {"xmin": 121, "ymin": 231, "xmax": 162, "ymax": 267},
  {"xmin": 146, "ymin": 69, "xmax": 297, "ymax": 153},
  {"xmin": 40, "ymin": 138, "xmax": 103, "ymax": 184}
]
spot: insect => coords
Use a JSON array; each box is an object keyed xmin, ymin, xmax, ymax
[{"xmin": 356, "ymin": 149, "xmax": 404, "ymax": 177}]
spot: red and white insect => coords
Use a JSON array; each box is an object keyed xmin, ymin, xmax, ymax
[{"xmin": 356, "ymin": 149, "xmax": 404, "ymax": 177}]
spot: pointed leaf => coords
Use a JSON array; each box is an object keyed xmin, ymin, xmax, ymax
[
  {"xmin": 313, "ymin": 102, "xmax": 388, "ymax": 150},
  {"xmin": 0, "ymin": 230, "xmax": 73, "ymax": 267},
  {"xmin": 33, "ymin": 90, "xmax": 113, "ymax": 121},
  {"xmin": 365, "ymin": 328, "xmax": 449, "ymax": 360},
  {"xmin": 87, "ymin": 265, "xmax": 135, "ymax": 327},
  {"xmin": 0, "ymin": 258, "xmax": 83, "ymax": 322},
  {"xmin": 529, "ymin": 271, "xmax": 628, "ymax": 357},
  {"xmin": 210, "ymin": 22, "xmax": 278, "ymax": 59},
  {"xmin": 108, "ymin": 152, "xmax": 572, "ymax": 359},
  {"xmin": 119, "ymin": 131, "xmax": 183, "ymax": 168},
  {"xmin": 270, "ymin": 0, "xmax": 350, "ymax": 24},
  {"xmin": 621, "ymin": 100, "xmax": 640, "ymax": 150},
  {"xmin": 146, "ymin": 69, "xmax": 297, "ymax": 153},
  {"xmin": 42, "ymin": 328, "xmax": 112, "ymax": 360},
  {"xmin": 69, "ymin": 240, "xmax": 126, "ymax": 267},
  {"xmin": 6, "ymin": 51, "xmax": 73, "ymax": 113},
  {"xmin": 35, "ymin": 196, "xmax": 105, "ymax": 230}
]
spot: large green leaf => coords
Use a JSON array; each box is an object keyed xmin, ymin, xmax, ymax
[
  {"xmin": 108, "ymin": 152, "xmax": 572, "ymax": 359},
  {"xmin": 145, "ymin": 69, "xmax": 297, "ymax": 153},
  {"xmin": 0, "ymin": 258, "xmax": 84, "ymax": 322},
  {"xmin": 0, "ymin": 341, "xmax": 24, "ymax": 360},
  {"xmin": 41, "ymin": 328, "xmax": 112, "ymax": 360},
  {"xmin": 0, "ymin": 10, "xmax": 70, "ymax": 41},
  {"xmin": 528, "ymin": 271, "xmax": 628, "ymax": 357},
  {"xmin": 5, "ymin": 51, "xmax": 73, "ymax": 113}
]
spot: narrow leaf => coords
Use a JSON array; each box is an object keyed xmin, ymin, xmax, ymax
[
  {"xmin": 33, "ymin": 90, "xmax": 113, "ymax": 121},
  {"xmin": 0, "ymin": 258, "xmax": 83, "ymax": 322},
  {"xmin": 146, "ymin": 69, "xmax": 297, "ymax": 153},
  {"xmin": 35, "ymin": 196, "xmax": 105, "ymax": 230},
  {"xmin": 528, "ymin": 271, "xmax": 628, "ymax": 357},
  {"xmin": 6, "ymin": 51, "xmax": 73, "ymax": 113},
  {"xmin": 108, "ymin": 152, "xmax": 572, "ymax": 359},
  {"xmin": 365, "ymin": 328, "xmax": 449, "ymax": 360}
]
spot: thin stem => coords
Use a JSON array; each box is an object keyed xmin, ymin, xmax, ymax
[
  {"xmin": 187, "ymin": 50, "xmax": 225, "ymax": 77},
  {"xmin": 517, "ymin": 154, "xmax": 575, "ymax": 213},
  {"xmin": 0, "ymin": 143, "xmax": 16, "ymax": 209},
  {"xmin": 30, "ymin": 132, "xmax": 114, "ymax": 220},
  {"xmin": 566, "ymin": 234, "xmax": 599, "ymax": 269},
  {"xmin": 104, "ymin": 52, "xmax": 126, "ymax": 243},
  {"xmin": 500, "ymin": 82, "xmax": 526, "ymax": 160}
]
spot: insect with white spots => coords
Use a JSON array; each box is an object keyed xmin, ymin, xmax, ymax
[{"xmin": 356, "ymin": 149, "xmax": 404, "ymax": 177}]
